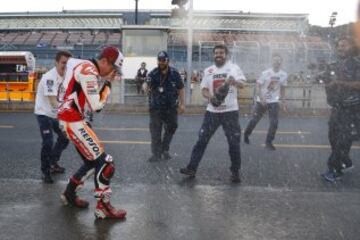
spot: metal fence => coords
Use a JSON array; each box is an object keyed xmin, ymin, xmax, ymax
[{"xmin": 168, "ymin": 40, "xmax": 333, "ymax": 78}]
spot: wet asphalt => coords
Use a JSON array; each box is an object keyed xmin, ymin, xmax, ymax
[{"xmin": 0, "ymin": 112, "xmax": 359, "ymax": 240}]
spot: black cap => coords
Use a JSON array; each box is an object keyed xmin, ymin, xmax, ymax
[{"xmin": 157, "ymin": 51, "xmax": 169, "ymax": 61}]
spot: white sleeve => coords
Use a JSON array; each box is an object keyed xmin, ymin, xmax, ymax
[
  {"xmin": 232, "ymin": 65, "xmax": 246, "ymax": 83},
  {"xmin": 75, "ymin": 64, "xmax": 107, "ymax": 112},
  {"xmin": 257, "ymin": 72, "xmax": 266, "ymax": 85},
  {"xmin": 200, "ymin": 71, "xmax": 210, "ymax": 90},
  {"xmin": 42, "ymin": 75, "xmax": 58, "ymax": 97}
]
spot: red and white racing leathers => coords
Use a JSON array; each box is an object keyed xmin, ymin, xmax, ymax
[
  {"xmin": 58, "ymin": 58, "xmax": 111, "ymax": 161},
  {"xmin": 59, "ymin": 54, "xmax": 126, "ymax": 219}
]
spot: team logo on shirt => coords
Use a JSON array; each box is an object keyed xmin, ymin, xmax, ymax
[
  {"xmin": 213, "ymin": 73, "xmax": 227, "ymax": 80},
  {"xmin": 268, "ymin": 76, "xmax": 280, "ymax": 91},
  {"xmin": 57, "ymin": 83, "xmax": 66, "ymax": 102},
  {"xmin": 213, "ymin": 79, "xmax": 226, "ymax": 91},
  {"xmin": 46, "ymin": 79, "xmax": 54, "ymax": 92}
]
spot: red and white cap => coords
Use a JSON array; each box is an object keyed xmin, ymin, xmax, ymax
[{"xmin": 99, "ymin": 46, "xmax": 124, "ymax": 74}]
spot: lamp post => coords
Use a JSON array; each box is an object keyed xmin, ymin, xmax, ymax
[
  {"xmin": 329, "ymin": 12, "xmax": 337, "ymax": 28},
  {"xmin": 135, "ymin": 0, "xmax": 139, "ymax": 25},
  {"xmin": 186, "ymin": 0, "xmax": 193, "ymax": 105},
  {"xmin": 328, "ymin": 12, "xmax": 337, "ymax": 44},
  {"xmin": 171, "ymin": 0, "xmax": 192, "ymax": 104},
  {"xmin": 328, "ymin": 12, "xmax": 337, "ymax": 60}
]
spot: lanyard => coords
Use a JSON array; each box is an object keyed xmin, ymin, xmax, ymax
[{"xmin": 159, "ymin": 70, "xmax": 169, "ymax": 87}]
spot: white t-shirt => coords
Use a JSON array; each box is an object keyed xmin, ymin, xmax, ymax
[
  {"xmin": 34, "ymin": 67, "xmax": 63, "ymax": 118},
  {"xmin": 256, "ymin": 68, "xmax": 288, "ymax": 103},
  {"xmin": 201, "ymin": 61, "xmax": 246, "ymax": 113}
]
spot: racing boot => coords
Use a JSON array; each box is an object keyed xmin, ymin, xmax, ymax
[
  {"xmin": 94, "ymin": 187, "xmax": 126, "ymax": 219},
  {"xmin": 94, "ymin": 200, "xmax": 127, "ymax": 220},
  {"xmin": 60, "ymin": 177, "xmax": 89, "ymax": 208}
]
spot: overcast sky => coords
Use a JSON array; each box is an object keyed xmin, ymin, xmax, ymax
[{"xmin": 0, "ymin": 0, "xmax": 358, "ymax": 27}]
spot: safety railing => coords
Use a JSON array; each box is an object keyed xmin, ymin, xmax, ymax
[
  {"xmin": 189, "ymin": 83, "xmax": 324, "ymax": 109},
  {"xmin": 0, "ymin": 83, "xmax": 328, "ymax": 112}
]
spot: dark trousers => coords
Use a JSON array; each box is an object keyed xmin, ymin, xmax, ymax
[
  {"xmin": 244, "ymin": 102, "xmax": 279, "ymax": 144},
  {"xmin": 187, "ymin": 111, "xmax": 241, "ymax": 173},
  {"xmin": 36, "ymin": 115, "xmax": 69, "ymax": 174},
  {"xmin": 135, "ymin": 79, "xmax": 144, "ymax": 94},
  {"xmin": 149, "ymin": 108, "xmax": 178, "ymax": 156},
  {"xmin": 72, "ymin": 151, "xmax": 96, "ymax": 184},
  {"xmin": 327, "ymin": 106, "xmax": 360, "ymax": 172}
]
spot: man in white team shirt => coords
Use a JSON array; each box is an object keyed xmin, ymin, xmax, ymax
[
  {"xmin": 34, "ymin": 51, "xmax": 72, "ymax": 183},
  {"xmin": 244, "ymin": 54, "xmax": 288, "ymax": 150},
  {"xmin": 180, "ymin": 44, "xmax": 246, "ymax": 183}
]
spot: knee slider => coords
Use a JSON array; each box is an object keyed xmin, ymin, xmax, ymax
[
  {"xmin": 102, "ymin": 162, "xmax": 115, "ymax": 179},
  {"xmin": 96, "ymin": 153, "xmax": 115, "ymax": 182},
  {"xmin": 103, "ymin": 154, "xmax": 115, "ymax": 179}
]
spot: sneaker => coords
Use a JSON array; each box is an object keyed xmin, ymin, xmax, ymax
[
  {"xmin": 42, "ymin": 173, "xmax": 54, "ymax": 184},
  {"xmin": 321, "ymin": 170, "xmax": 342, "ymax": 183},
  {"xmin": 230, "ymin": 171, "xmax": 241, "ymax": 183},
  {"xmin": 244, "ymin": 134, "xmax": 250, "ymax": 144},
  {"xmin": 341, "ymin": 163, "xmax": 354, "ymax": 173},
  {"xmin": 265, "ymin": 143, "xmax": 276, "ymax": 151},
  {"xmin": 148, "ymin": 155, "xmax": 161, "ymax": 162},
  {"xmin": 50, "ymin": 163, "xmax": 65, "ymax": 174},
  {"xmin": 179, "ymin": 167, "xmax": 196, "ymax": 177},
  {"xmin": 61, "ymin": 192, "xmax": 89, "ymax": 208},
  {"xmin": 162, "ymin": 151, "xmax": 172, "ymax": 160},
  {"xmin": 95, "ymin": 201, "xmax": 127, "ymax": 219}
]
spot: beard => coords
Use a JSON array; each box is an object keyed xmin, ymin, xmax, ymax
[
  {"xmin": 214, "ymin": 57, "xmax": 225, "ymax": 67},
  {"xmin": 273, "ymin": 64, "xmax": 281, "ymax": 70},
  {"xmin": 159, "ymin": 64, "xmax": 168, "ymax": 73}
]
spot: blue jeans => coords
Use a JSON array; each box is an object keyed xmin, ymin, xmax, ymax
[
  {"xmin": 244, "ymin": 102, "xmax": 279, "ymax": 144},
  {"xmin": 187, "ymin": 111, "xmax": 241, "ymax": 173},
  {"xmin": 36, "ymin": 115, "xmax": 69, "ymax": 174}
]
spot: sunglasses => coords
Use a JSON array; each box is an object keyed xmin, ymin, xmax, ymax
[{"xmin": 158, "ymin": 58, "xmax": 168, "ymax": 63}]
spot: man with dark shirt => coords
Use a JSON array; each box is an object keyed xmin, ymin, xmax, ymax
[
  {"xmin": 143, "ymin": 51, "xmax": 185, "ymax": 162},
  {"xmin": 321, "ymin": 37, "xmax": 360, "ymax": 182}
]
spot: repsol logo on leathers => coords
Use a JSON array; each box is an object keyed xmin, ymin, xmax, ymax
[{"xmin": 79, "ymin": 128, "xmax": 100, "ymax": 156}]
